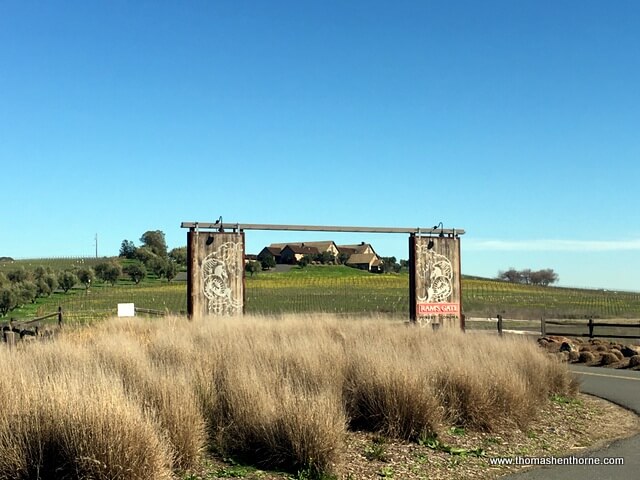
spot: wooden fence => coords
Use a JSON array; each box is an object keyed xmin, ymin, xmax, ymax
[
  {"xmin": 541, "ymin": 317, "xmax": 640, "ymax": 340},
  {"xmin": 468, "ymin": 314, "xmax": 640, "ymax": 340},
  {"xmin": 2, "ymin": 307, "xmax": 63, "ymax": 346},
  {"xmin": 134, "ymin": 307, "xmax": 170, "ymax": 316}
]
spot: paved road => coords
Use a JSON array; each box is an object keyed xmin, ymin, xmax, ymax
[{"xmin": 504, "ymin": 365, "xmax": 640, "ymax": 479}]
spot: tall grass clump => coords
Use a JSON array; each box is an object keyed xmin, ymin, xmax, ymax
[
  {"xmin": 338, "ymin": 321, "xmax": 579, "ymax": 434},
  {"xmin": 341, "ymin": 323, "xmax": 444, "ymax": 440},
  {"xmin": 89, "ymin": 315, "xmax": 347, "ymax": 476},
  {"xmin": 429, "ymin": 331, "xmax": 579, "ymax": 430},
  {"xmin": 0, "ymin": 357, "xmax": 173, "ymax": 479},
  {"xmin": 203, "ymin": 316, "xmax": 346, "ymax": 475},
  {"xmin": 87, "ymin": 334, "xmax": 207, "ymax": 471}
]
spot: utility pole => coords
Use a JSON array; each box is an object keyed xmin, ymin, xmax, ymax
[{"xmin": 95, "ymin": 233, "xmax": 98, "ymax": 258}]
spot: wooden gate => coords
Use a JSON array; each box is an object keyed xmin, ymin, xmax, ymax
[{"xmin": 183, "ymin": 221, "xmax": 464, "ymax": 324}]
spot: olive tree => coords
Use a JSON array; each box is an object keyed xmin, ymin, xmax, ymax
[
  {"xmin": 7, "ymin": 267, "xmax": 29, "ymax": 283},
  {"xmin": 77, "ymin": 267, "xmax": 96, "ymax": 290},
  {"xmin": 125, "ymin": 263, "xmax": 146, "ymax": 285},
  {"xmin": 44, "ymin": 273, "xmax": 58, "ymax": 293},
  {"xmin": 258, "ymin": 253, "xmax": 276, "ymax": 271},
  {"xmin": 17, "ymin": 281, "xmax": 38, "ymax": 305},
  {"xmin": 0, "ymin": 287, "xmax": 17, "ymax": 316},
  {"xmin": 245, "ymin": 260, "xmax": 261, "ymax": 277},
  {"xmin": 95, "ymin": 262, "xmax": 122, "ymax": 286},
  {"xmin": 58, "ymin": 271, "xmax": 78, "ymax": 293},
  {"xmin": 147, "ymin": 256, "xmax": 167, "ymax": 279},
  {"xmin": 164, "ymin": 260, "xmax": 178, "ymax": 282},
  {"xmin": 169, "ymin": 247, "xmax": 187, "ymax": 266}
]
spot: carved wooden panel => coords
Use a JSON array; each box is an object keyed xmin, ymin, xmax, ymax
[
  {"xmin": 411, "ymin": 235, "xmax": 462, "ymax": 328},
  {"xmin": 187, "ymin": 231, "xmax": 244, "ymax": 318}
]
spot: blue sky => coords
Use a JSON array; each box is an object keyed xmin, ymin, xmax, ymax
[{"xmin": 1, "ymin": 0, "xmax": 638, "ymax": 291}]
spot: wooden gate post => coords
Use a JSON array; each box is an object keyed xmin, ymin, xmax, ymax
[
  {"xmin": 187, "ymin": 229, "xmax": 245, "ymax": 319},
  {"xmin": 408, "ymin": 234, "xmax": 417, "ymax": 322},
  {"xmin": 410, "ymin": 234, "xmax": 462, "ymax": 329}
]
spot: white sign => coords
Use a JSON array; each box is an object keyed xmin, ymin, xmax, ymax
[{"xmin": 117, "ymin": 303, "xmax": 135, "ymax": 317}]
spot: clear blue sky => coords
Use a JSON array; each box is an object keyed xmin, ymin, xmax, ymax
[{"xmin": 1, "ymin": 1, "xmax": 638, "ymax": 291}]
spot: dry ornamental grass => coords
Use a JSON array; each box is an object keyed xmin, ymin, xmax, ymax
[{"xmin": 0, "ymin": 314, "xmax": 634, "ymax": 480}]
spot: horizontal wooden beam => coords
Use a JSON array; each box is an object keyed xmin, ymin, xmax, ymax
[
  {"xmin": 180, "ymin": 222, "xmax": 465, "ymax": 236},
  {"xmin": 545, "ymin": 331, "xmax": 640, "ymax": 340}
]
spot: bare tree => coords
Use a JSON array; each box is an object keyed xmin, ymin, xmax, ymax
[
  {"xmin": 497, "ymin": 268, "xmax": 522, "ymax": 283},
  {"xmin": 500, "ymin": 268, "xmax": 558, "ymax": 286},
  {"xmin": 531, "ymin": 268, "xmax": 558, "ymax": 286}
]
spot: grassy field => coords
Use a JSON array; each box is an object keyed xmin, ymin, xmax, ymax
[
  {"xmin": 246, "ymin": 266, "xmax": 408, "ymax": 316},
  {"xmin": 0, "ymin": 314, "xmax": 579, "ymax": 479},
  {"xmin": 2, "ymin": 259, "xmax": 640, "ymax": 323},
  {"xmin": 247, "ymin": 268, "xmax": 640, "ymax": 318}
]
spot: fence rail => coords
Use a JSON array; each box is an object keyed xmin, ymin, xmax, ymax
[
  {"xmin": 468, "ymin": 314, "xmax": 640, "ymax": 340},
  {"xmin": 542, "ymin": 317, "xmax": 640, "ymax": 339},
  {"xmin": 17, "ymin": 307, "xmax": 64, "ymax": 327},
  {"xmin": 2, "ymin": 307, "xmax": 63, "ymax": 346},
  {"xmin": 134, "ymin": 307, "xmax": 170, "ymax": 316}
]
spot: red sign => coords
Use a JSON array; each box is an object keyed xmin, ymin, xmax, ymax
[{"xmin": 417, "ymin": 303, "xmax": 460, "ymax": 315}]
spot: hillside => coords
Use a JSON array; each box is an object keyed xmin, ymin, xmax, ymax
[
  {"xmin": 1, "ymin": 260, "xmax": 639, "ymax": 322},
  {"xmin": 247, "ymin": 266, "xmax": 640, "ymax": 319}
]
